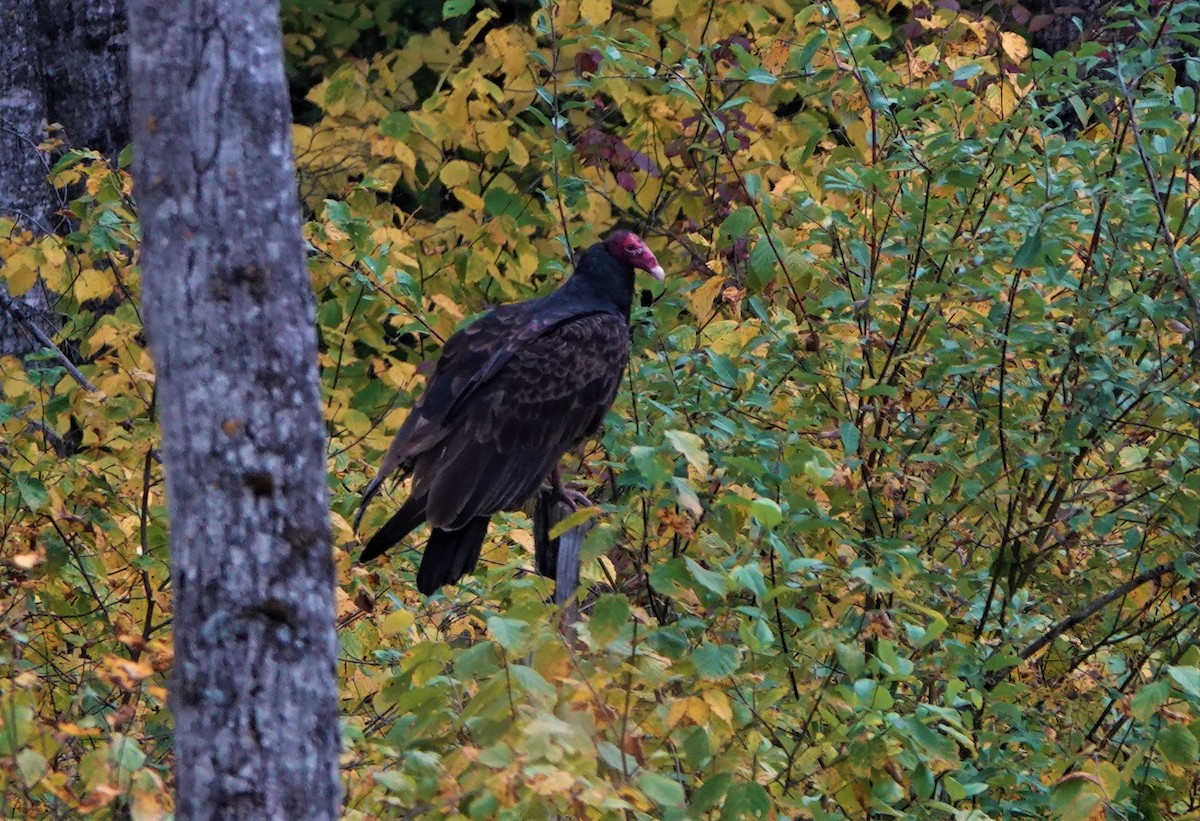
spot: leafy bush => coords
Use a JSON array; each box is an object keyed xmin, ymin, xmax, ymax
[{"xmin": 3, "ymin": 0, "xmax": 1200, "ymax": 817}]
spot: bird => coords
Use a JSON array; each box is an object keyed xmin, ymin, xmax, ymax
[{"xmin": 355, "ymin": 230, "xmax": 665, "ymax": 594}]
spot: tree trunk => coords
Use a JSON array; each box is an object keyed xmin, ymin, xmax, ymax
[
  {"xmin": 36, "ymin": 0, "xmax": 130, "ymax": 160},
  {"xmin": 0, "ymin": 0, "xmax": 56, "ymax": 356},
  {"xmin": 127, "ymin": 1, "xmax": 341, "ymax": 818},
  {"xmin": 0, "ymin": 0, "xmax": 129, "ymax": 356}
]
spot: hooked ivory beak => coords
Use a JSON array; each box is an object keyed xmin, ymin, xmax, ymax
[{"xmin": 647, "ymin": 264, "xmax": 665, "ymax": 282}]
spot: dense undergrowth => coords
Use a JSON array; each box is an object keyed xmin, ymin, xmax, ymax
[{"xmin": 3, "ymin": 0, "xmax": 1200, "ymax": 817}]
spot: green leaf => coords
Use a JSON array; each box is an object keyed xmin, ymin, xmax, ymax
[
  {"xmin": 486, "ymin": 616, "xmax": 529, "ymax": 653},
  {"xmin": 639, "ymin": 771, "xmax": 685, "ymax": 807},
  {"xmin": 743, "ymin": 67, "xmax": 776, "ymax": 85},
  {"xmin": 719, "ymin": 207, "xmax": 757, "ymax": 240},
  {"xmin": 631, "ymin": 445, "xmax": 672, "ymax": 487},
  {"xmin": 1130, "ymin": 680, "xmax": 1170, "ymax": 721},
  {"xmin": 324, "ymin": 199, "xmax": 350, "ymax": 227},
  {"xmin": 509, "ymin": 665, "xmax": 555, "ymax": 704},
  {"xmin": 15, "ymin": 475, "xmax": 48, "ymax": 510},
  {"xmin": 750, "ymin": 497, "xmax": 782, "ymax": 528},
  {"xmin": 1049, "ymin": 778, "xmax": 1104, "ymax": 821},
  {"xmin": 747, "ymin": 237, "xmax": 775, "ymax": 290},
  {"xmin": 731, "ymin": 564, "xmax": 767, "ymax": 598},
  {"xmin": 685, "ymin": 557, "xmax": 727, "ymax": 595},
  {"xmin": 693, "ymin": 771, "xmax": 732, "ymax": 813},
  {"xmin": 1168, "ymin": 665, "xmax": 1200, "ymax": 698},
  {"xmin": 442, "ymin": 0, "xmax": 473, "ymax": 18},
  {"xmin": 692, "ymin": 642, "xmax": 739, "ymax": 679},
  {"xmin": 649, "ymin": 558, "xmax": 693, "ymax": 598},
  {"xmin": 1012, "ymin": 228, "xmax": 1043, "ymax": 268},
  {"xmin": 720, "ymin": 781, "xmax": 770, "ymax": 819},
  {"xmin": 597, "ymin": 741, "xmax": 634, "ymax": 773},
  {"xmin": 477, "ymin": 743, "xmax": 513, "ymax": 767},
  {"xmin": 589, "ymin": 594, "xmax": 630, "ymax": 647},
  {"xmin": 483, "ymin": 188, "xmax": 527, "ymax": 220},
  {"xmin": 109, "ymin": 734, "xmax": 146, "ymax": 775},
  {"xmin": 454, "ymin": 641, "xmax": 500, "ymax": 679},
  {"xmin": 1159, "ymin": 723, "xmax": 1199, "ymax": 766},
  {"xmin": 839, "ymin": 421, "xmax": 860, "ymax": 457},
  {"xmin": 379, "ymin": 112, "xmax": 411, "ymax": 139},
  {"xmin": 16, "ymin": 748, "xmax": 46, "ymax": 784},
  {"xmin": 953, "ymin": 63, "xmax": 983, "ymax": 81},
  {"xmin": 896, "ymin": 717, "xmax": 956, "ymax": 766},
  {"xmin": 1173, "ymin": 85, "xmax": 1196, "ymax": 118}
]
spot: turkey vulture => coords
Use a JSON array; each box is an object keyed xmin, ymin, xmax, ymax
[{"xmin": 355, "ymin": 230, "xmax": 665, "ymax": 594}]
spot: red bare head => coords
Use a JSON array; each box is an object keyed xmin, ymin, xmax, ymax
[{"xmin": 604, "ymin": 230, "xmax": 665, "ymax": 281}]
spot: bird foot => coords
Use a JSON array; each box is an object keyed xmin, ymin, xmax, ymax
[
  {"xmin": 551, "ymin": 467, "xmax": 593, "ymax": 511},
  {"xmin": 559, "ymin": 487, "xmax": 593, "ymax": 510}
]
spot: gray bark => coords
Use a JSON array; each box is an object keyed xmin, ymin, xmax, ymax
[
  {"xmin": 0, "ymin": 0, "xmax": 129, "ymax": 357},
  {"xmin": 0, "ymin": 0, "xmax": 56, "ymax": 357},
  {"xmin": 0, "ymin": 0, "xmax": 54, "ymax": 232},
  {"xmin": 36, "ymin": 0, "xmax": 130, "ymax": 159},
  {"xmin": 127, "ymin": 1, "xmax": 341, "ymax": 818}
]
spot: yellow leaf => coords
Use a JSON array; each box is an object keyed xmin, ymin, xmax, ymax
[
  {"xmin": 340, "ymin": 409, "xmax": 372, "ymax": 437},
  {"xmin": 507, "ymin": 136, "xmax": 529, "ymax": 168},
  {"xmin": 579, "ymin": 0, "xmax": 611, "ymax": 24},
  {"xmin": 553, "ymin": 2, "xmax": 580, "ymax": 27},
  {"xmin": 4, "ymin": 256, "xmax": 38, "ymax": 296},
  {"xmin": 40, "ymin": 236, "xmax": 66, "ymax": 267},
  {"xmin": 381, "ymin": 361, "xmax": 416, "ymax": 389},
  {"xmin": 703, "ymin": 690, "xmax": 733, "ymax": 723},
  {"xmin": 439, "ymin": 159, "xmax": 473, "ymax": 187},
  {"xmin": 58, "ymin": 722, "xmax": 102, "ymax": 738},
  {"xmin": 458, "ymin": 8, "xmax": 500, "ymax": 53},
  {"xmin": 130, "ymin": 777, "xmax": 168, "ymax": 821},
  {"xmin": 102, "ymin": 655, "xmax": 154, "ymax": 689},
  {"xmin": 454, "ymin": 187, "xmax": 485, "ymax": 211},
  {"xmin": 380, "ymin": 609, "xmax": 414, "ymax": 637},
  {"xmin": 532, "ymin": 769, "xmax": 576, "ymax": 795},
  {"xmin": 687, "ymin": 275, "xmax": 726, "ymax": 321},
  {"xmin": 830, "ymin": 0, "xmax": 860, "ymax": 21},
  {"xmin": 384, "ymin": 406, "xmax": 411, "ymax": 431},
  {"xmin": 485, "ymin": 28, "xmax": 532, "ymax": 81},
  {"xmin": 650, "ymin": 0, "xmax": 677, "ymax": 19},
  {"xmin": 394, "ymin": 141, "xmax": 417, "ymax": 171},
  {"xmin": 1001, "ymin": 31, "xmax": 1030, "ymax": 63},
  {"xmin": 431, "ymin": 293, "xmax": 464, "ymax": 320},
  {"xmin": 479, "ymin": 120, "xmax": 509, "ymax": 153},
  {"xmin": 75, "ymin": 269, "xmax": 114, "ymax": 302}
]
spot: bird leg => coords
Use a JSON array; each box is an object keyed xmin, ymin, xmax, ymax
[{"xmin": 551, "ymin": 465, "xmax": 593, "ymax": 510}]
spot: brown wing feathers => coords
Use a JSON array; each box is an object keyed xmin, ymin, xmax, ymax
[{"xmin": 356, "ymin": 232, "xmax": 662, "ymax": 594}]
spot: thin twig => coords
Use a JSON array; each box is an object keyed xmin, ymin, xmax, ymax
[
  {"xmin": 985, "ymin": 553, "xmax": 1200, "ymax": 689},
  {"xmin": 1114, "ymin": 58, "xmax": 1200, "ymax": 360},
  {"xmin": 0, "ymin": 288, "xmax": 98, "ymax": 393},
  {"xmin": 545, "ymin": 1, "xmax": 574, "ymax": 257}
]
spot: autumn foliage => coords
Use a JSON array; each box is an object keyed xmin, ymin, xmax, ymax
[{"xmin": 4, "ymin": 0, "xmax": 1200, "ymax": 817}]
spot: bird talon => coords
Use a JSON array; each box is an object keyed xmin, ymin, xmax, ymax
[
  {"xmin": 550, "ymin": 466, "xmax": 592, "ymax": 510},
  {"xmin": 560, "ymin": 487, "xmax": 593, "ymax": 511}
]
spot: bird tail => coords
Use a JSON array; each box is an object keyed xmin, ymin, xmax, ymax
[
  {"xmin": 417, "ymin": 517, "xmax": 490, "ymax": 595},
  {"xmin": 359, "ymin": 496, "xmax": 426, "ymax": 563}
]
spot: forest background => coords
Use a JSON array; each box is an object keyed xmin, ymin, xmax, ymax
[{"xmin": 3, "ymin": 0, "xmax": 1200, "ymax": 817}]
